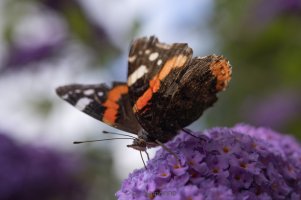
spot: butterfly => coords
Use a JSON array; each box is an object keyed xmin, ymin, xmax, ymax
[{"xmin": 56, "ymin": 36, "xmax": 232, "ymax": 151}]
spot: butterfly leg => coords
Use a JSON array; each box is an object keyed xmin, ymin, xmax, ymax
[
  {"xmin": 140, "ymin": 150, "xmax": 147, "ymax": 169},
  {"xmin": 145, "ymin": 150, "xmax": 150, "ymax": 161},
  {"xmin": 182, "ymin": 128, "xmax": 207, "ymax": 142},
  {"xmin": 155, "ymin": 139, "xmax": 180, "ymax": 164}
]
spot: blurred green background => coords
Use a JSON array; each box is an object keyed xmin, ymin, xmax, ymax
[{"xmin": 0, "ymin": 0, "xmax": 300, "ymax": 199}]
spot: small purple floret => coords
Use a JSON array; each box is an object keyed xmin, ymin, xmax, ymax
[{"xmin": 117, "ymin": 124, "xmax": 301, "ymax": 200}]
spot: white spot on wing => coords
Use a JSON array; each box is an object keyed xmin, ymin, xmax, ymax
[
  {"xmin": 83, "ymin": 89, "xmax": 94, "ymax": 95},
  {"xmin": 127, "ymin": 65, "xmax": 148, "ymax": 86},
  {"xmin": 128, "ymin": 55, "xmax": 136, "ymax": 63},
  {"xmin": 75, "ymin": 89, "xmax": 81, "ymax": 93},
  {"xmin": 98, "ymin": 91, "xmax": 104, "ymax": 96},
  {"xmin": 145, "ymin": 49, "xmax": 150, "ymax": 54},
  {"xmin": 149, "ymin": 52, "xmax": 159, "ymax": 61},
  {"xmin": 75, "ymin": 97, "xmax": 92, "ymax": 111},
  {"xmin": 197, "ymin": 55, "xmax": 210, "ymax": 59},
  {"xmin": 157, "ymin": 59, "xmax": 162, "ymax": 66},
  {"xmin": 62, "ymin": 94, "xmax": 69, "ymax": 99}
]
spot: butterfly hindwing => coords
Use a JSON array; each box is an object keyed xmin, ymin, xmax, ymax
[{"xmin": 56, "ymin": 82, "xmax": 141, "ymax": 134}]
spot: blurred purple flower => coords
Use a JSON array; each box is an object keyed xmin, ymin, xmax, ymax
[
  {"xmin": 116, "ymin": 124, "xmax": 301, "ymax": 200},
  {"xmin": 40, "ymin": 0, "xmax": 71, "ymax": 12},
  {"xmin": 0, "ymin": 131, "xmax": 84, "ymax": 200},
  {"xmin": 3, "ymin": 41, "xmax": 63, "ymax": 70},
  {"xmin": 242, "ymin": 91, "xmax": 301, "ymax": 130},
  {"xmin": 2, "ymin": 0, "xmax": 119, "ymax": 72},
  {"xmin": 39, "ymin": 0, "xmax": 119, "ymax": 57},
  {"xmin": 250, "ymin": 0, "xmax": 301, "ymax": 28}
]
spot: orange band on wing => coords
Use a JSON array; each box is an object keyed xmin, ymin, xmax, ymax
[
  {"xmin": 134, "ymin": 55, "xmax": 188, "ymax": 112},
  {"xmin": 149, "ymin": 78, "xmax": 160, "ymax": 92},
  {"xmin": 102, "ymin": 85, "xmax": 128, "ymax": 125},
  {"xmin": 135, "ymin": 88, "xmax": 153, "ymax": 111},
  {"xmin": 158, "ymin": 54, "xmax": 188, "ymax": 80},
  {"xmin": 103, "ymin": 108, "xmax": 118, "ymax": 125}
]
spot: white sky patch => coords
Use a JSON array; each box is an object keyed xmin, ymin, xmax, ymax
[
  {"xmin": 83, "ymin": 89, "xmax": 95, "ymax": 95},
  {"xmin": 75, "ymin": 97, "xmax": 92, "ymax": 111},
  {"xmin": 149, "ymin": 52, "xmax": 159, "ymax": 61},
  {"xmin": 127, "ymin": 65, "xmax": 148, "ymax": 86}
]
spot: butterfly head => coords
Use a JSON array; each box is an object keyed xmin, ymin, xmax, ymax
[
  {"xmin": 127, "ymin": 138, "xmax": 147, "ymax": 151},
  {"xmin": 127, "ymin": 138, "xmax": 159, "ymax": 151}
]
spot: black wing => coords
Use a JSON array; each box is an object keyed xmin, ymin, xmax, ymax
[
  {"xmin": 127, "ymin": 36, "xmax": 232, "ymax": 140},
  {"xmin": 56, "ymin": 82, "xmax": 141, "ymax": 134},
  {"xmin": 127, "ymin": 36, "xmax": 193, "ymax": 115}
]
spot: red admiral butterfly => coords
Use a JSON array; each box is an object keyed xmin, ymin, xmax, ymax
[{"xmin": 56, "ymin": 36, "xmax": 232, "ymax": 151}]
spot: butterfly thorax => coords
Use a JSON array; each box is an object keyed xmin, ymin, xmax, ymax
[{"xmin": 127, "ymin": 128, "xmax": 162, "ymax": 151}]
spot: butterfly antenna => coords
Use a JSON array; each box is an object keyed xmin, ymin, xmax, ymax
[
  {"xmin": 102, "ymin": 130, "xmax": 137, "ymax": 139},
  {"xmin": 73, "ymin": 137, "xmax": 133, "ymax": 144},
  {"xmin": 139, "ymin": 151, "xmax": 147, "ymax": 169},
  {"xmin": 155, "ymin": 139, "xmax": 180, "ymax": 164}
]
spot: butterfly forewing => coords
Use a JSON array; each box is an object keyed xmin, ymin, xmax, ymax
[
  {"xmin": 127, "ymin": 36, "xmax": 193, "ymax": 113},
  {"xmin": 56, "ymin": 82, "xmax": 141, "ymax": 134}
]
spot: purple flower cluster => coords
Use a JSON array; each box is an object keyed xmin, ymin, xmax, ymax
[
  {"xmin": 0, "ymin": 132, "xmax": 83, "ymax": 200},
  {"xmin": 117, "ymin": 124, "xmax": 301, "ymax": 200}
]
